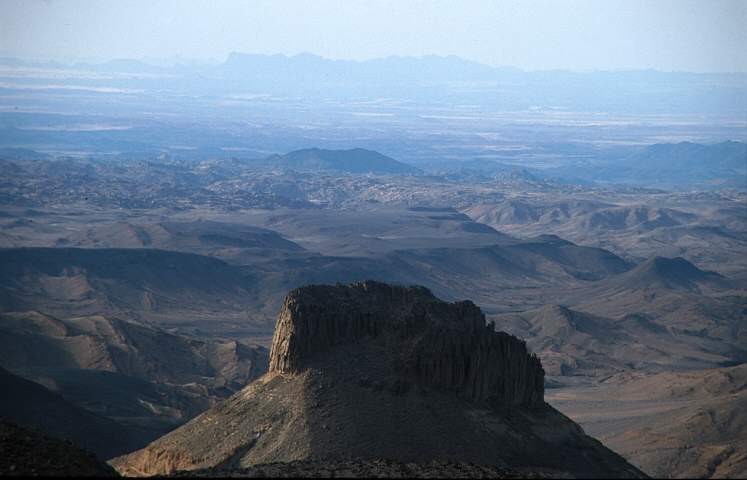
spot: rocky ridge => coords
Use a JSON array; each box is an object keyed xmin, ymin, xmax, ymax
[{"xmin": 112, "ymin": 282, "xmax": 644, "ymax": 478}]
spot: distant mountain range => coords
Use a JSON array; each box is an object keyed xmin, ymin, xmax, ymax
[
  {"xmin": 627, "ymin": 141, "xmax": 746, "ymax": 171},
  {"xmin": 2, "ymin": 53, "xmax": 746, "ymax": 113},
  {"xmin": 7, "ymin": 52, "xmax": 744, "ymax": 86},
  {"xmin": 262, "ymin": 141, "xmax": 747, "ymax": 185},
  {"xmin": 3, "ymin": 141, "xmax": 742, "ymax": 187},
  {"xmin": 548, "ymin": 141, "xmax": 747, "ymax": 187},
  {"xmin": 618, "ymin": 141, "xmax": 746, "ymax": 186}
]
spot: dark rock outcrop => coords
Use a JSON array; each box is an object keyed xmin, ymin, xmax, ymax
[
  {"xmin": 113, "ymin": 282, "xmax": 644, "ymax": 478},
  {"xmin": 269, "ymin": 281, "xmax": 544, "ymax": 406}
]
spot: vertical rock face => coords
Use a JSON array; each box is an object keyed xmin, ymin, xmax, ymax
[
  {"xmin": 112, "ymin": 281, "xmax": 643, "ymax": 479},
  {"xmin": 269, "ymin": 281, "xmax": 544, "ymax": 406}
]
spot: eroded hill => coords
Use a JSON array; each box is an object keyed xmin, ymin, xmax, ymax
[
  {"xmin": 112, "ymin": 282, "xmax": 643, "ymax": 478},
  {"xmin": 0, "ymin": 311, "xmax": 268, "ymax": 452}
]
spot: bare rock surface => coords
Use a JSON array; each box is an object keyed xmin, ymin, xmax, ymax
[
  {"xmin": 269, "ymin": 281, "xmax": 544, "ymax": 406},
  {"xmin": 0, "ymin": 310, "xmax": 269, "ymax": 445},
  {"xmin": 547, "ymin": 364, "xmax": 747, "ymax": 479},
  {"xmin": 112, "ymin": 282, "xmax": 643, "ymax": 478}
]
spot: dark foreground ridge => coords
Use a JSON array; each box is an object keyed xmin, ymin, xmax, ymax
[
  {"xmin": 0, "ymin": 420, "xmax": 117, "ymax": 477},
  {"xmin": 112, "ymin": 281, "xmax": 645, "ymax": 478},
  {"xmin": 173, "ymin": 459, "xmax": 542, "ymax": 478}
]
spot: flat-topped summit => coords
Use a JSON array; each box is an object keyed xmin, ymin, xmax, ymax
[
  {"xmin": 269, "ymin": 281, "xmax": 543, "ymax": 406},
  {"xmin": 265, "ymin": 148, "xmax": 421, "ymax": 174},
  {"xmin": 112, "ymin": 282, "xmax": 643, "ymax": 478}
]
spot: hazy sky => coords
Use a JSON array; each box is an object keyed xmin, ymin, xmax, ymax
[{"xmin": 1, "ymin": 0, "xmax": 746, "ymax": 72}]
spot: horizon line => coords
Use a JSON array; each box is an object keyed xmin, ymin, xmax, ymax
[{"xmin": 2, "ymin": 51, "xmax": 747, "ymax": 76}]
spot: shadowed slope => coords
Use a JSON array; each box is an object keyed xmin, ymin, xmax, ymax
[
  {"xmin": 0, "ymin": 367, "xmax": 142, "ymax": 459},
  {"xmin": 0, "ymin": 420, "xmax": 118, "ymax": 477},
  {"xmin": 600, "ymin": 256, "xmax": 726, "ymax": 292}
]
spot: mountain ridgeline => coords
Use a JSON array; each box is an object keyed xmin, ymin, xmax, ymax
[
  {"xmin": 22, "ymin": 52, "xmax": 741, "ymax": 114},
  {"xmin": 548, "ymin": 140, "xmax": 747, "ymax": 188}
]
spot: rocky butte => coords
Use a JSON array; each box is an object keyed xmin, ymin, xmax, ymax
[{"xmin": 112, "ymin": 281, "xmax": 644, "ymax": 478}]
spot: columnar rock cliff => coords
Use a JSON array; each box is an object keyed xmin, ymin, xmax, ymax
[
  {"xmin": 269, "ymin": 281, "xmax": 544, "ymax": 406},
  {"xmin": 112, "ymin": 281, "xmax": 643, "ymax": 478}
]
